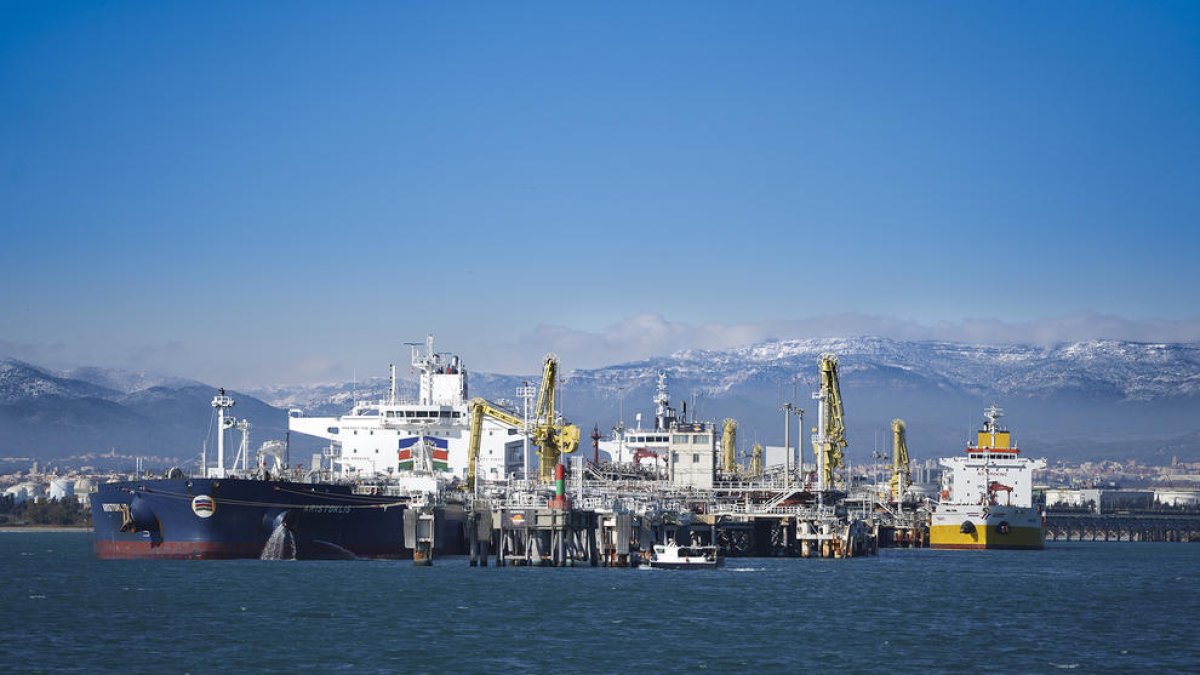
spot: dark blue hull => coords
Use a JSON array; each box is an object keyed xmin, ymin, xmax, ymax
[{"xmin": 90, "ymin": 478, "xmax": 466, "ymax": 560}]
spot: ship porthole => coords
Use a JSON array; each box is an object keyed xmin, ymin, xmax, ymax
[{"xmin": 998, "ymin": 521, "xmax": 1011, "ymax": 535}]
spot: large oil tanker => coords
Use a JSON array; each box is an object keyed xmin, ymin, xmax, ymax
[
  {"xmin": 90, "ymin": 388, "xmax": 469, "ymax": 559},
  {"xmin": 89, "ymin": 338, "xmax": 498, "ymax": 560}
]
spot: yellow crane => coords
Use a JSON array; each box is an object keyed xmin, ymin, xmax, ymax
[
  {"xmin": 812, "ymin": 354, "xmax": 847, "ymax": 490},
  {"xmin": 531, "ymin": 354, "xmax": 580, "ymax": 481},
  {"xmin": 465, "ymin": 397, "xmax": 525, "ymax": 492},
  {"xmin": 889, "ymin": 418, "xmax": 912, "ymax": 501},
  {"xmin": 721, "ymin": 418, "xmax": 738, "ymax": 474},
  {"xmin": 464, "ymin": 353, "xmax": 581, "ymax": 488}
]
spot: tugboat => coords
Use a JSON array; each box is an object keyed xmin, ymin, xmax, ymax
[
  {"xmin": 647, "ymin": 540, "xmax": 723, "ymax": 569},
  {"xmin": 930, "ymin": 405, "xmax": 1047, "ymax": 550}
]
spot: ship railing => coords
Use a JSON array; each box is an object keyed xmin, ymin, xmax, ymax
[
  {"xmin": 708, "ymin": 504, "xmax": 812, "ymax": 517},
  {"xmin": 501, "ymin": 491, "xmax": 550, "ymax": 508},
  {"xmin": 707, "ymin": 503, "xmax": 839, "ymax": 520}
]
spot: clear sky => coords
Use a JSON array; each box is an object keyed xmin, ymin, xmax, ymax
[{"xmin": 2, "ymin": 2, "xmax": 1198, "ymax": 384}]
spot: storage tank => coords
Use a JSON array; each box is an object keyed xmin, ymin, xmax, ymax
[
  {"xmin": 74, "ymin": 478, "xmax": 94, "ymax": 507},
  {"xmin": 49, "ymin": 479, "xmax": 75, "ymax": 501},
  {"xmin": 4, "ymin": 485, "xmax": 29, "ymax": 504},
  {"xmin": 24, "ymin": 483, "xmax": 45, "ymax": 502}
]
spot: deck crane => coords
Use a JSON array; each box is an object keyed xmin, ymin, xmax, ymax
[
  {"xmin": 889, "ymin": 418, "xmax": 912, "ymax": 501},
  {"xmin": 812, "ymin": 354, "xmax": 847, "ymax": 491},
  {"xmin": 721, "ymin": 418, "xmax": 738, "ymax": 474},
  {"xmin": 530, "ymin": 353, "xmax": 580, "ymax": 481}
]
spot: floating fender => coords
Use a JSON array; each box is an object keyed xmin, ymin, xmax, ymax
[
  {"xmin": 998, "ymin": 521, "xmax": 1011, "ymax": 535},
  {"xmin": 959, "ymin": 520, "xmax": 976, "ymax": 534}
]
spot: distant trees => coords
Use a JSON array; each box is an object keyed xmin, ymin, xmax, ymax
[{"xmin": 0, "ymin": 496, "xmax": 90, "ymax": 527}]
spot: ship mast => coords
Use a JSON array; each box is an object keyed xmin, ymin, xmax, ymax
[
  {"xmin": 210, "ymin": 388, "xmax": 236, "ymax": 478},
  {"xmin": 653, "ymin": 371, "xmax": 675, "ymax": 431}
]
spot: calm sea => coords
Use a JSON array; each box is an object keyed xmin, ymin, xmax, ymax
[{"xmin": 1, "ymin": 532, "xmax": 1197, "ymax": 673}]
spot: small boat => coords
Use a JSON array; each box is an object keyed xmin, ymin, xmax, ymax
[{"xmin": 647, "ymin": 540, "xmax": 722, "ymax": 569}]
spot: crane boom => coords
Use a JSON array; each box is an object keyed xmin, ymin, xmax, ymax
[
  {"xmin": 466, "ymin": 397, "xmax": 524, "ymax": 491},
  {"xmin": 721, "ymin": 418, "xmax": 738, "ymax": 474},
  {"xmin": 889, "ymin": 418, "xmax": 912, "ymax": 501},
  {"xmin": 530, "ymin": 353, "xmax": 580, "ymax": 481},
  {"xmin": 813, "ymin": 354, "xmax": 847, "ymax": 489},
  {"xmin": 534, "ymin": 354, "xmax": 558, "ymax": 426}
]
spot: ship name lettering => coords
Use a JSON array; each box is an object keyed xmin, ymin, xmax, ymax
[{"xmin": 303, "ymin": 505, "xmax": 352, "ymax": 514}]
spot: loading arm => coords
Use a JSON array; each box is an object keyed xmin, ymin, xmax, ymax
[
  {"xmin": 530, "ymin": 354, "xmax": 580, "ymax": 481},
  {"xmin": 889, "ymin": 418, "xmax": 912, "ymax": 501},
  {"xmin": 467, "ymin": 397, "xmax": 525, "ymax": 492},
  {"xmin": 721, "ymin": 418, "xmax": 738, "ymax": 474},
  {"xmin": 814, "ymin": 354, "xmax": 847, "ymax": 489}
]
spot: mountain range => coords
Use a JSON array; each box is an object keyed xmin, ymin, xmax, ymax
[{"xmin": 2, "ymin": 336, "xmax": 1199, "ymax": 467}]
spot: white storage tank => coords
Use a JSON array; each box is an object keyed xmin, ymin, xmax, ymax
[
  {"xmin": 4, "ymin": 484, "xmax": 29, "ymax": 504},
  {"xmin": 24, "ymin": 483, "xmax": 45, "ymax": 503},
  {"xmin": 74, "ymin": 478, "xmax": 94, "ymax": 507},
  {"xmin": 49, "ymin": 479, "xmax": 75, "ymax": 501}
]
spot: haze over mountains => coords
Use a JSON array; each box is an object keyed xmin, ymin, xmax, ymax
[{"xmin": 2, "ymin": 336, "xmax": 1198, "ymax": 467}]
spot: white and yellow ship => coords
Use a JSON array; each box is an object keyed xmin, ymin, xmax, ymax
[{"xmin": 930, "ymin": 405, "xmax": 1046, "ymax": 550}]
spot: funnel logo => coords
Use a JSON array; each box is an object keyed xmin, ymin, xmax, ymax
[{"xmin": 191, "ymin": 495, "xmax": 216, "ymax": 518}]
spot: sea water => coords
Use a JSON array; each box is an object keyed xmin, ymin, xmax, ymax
[{"xmin": 1, "ymin": 532, "xmax": 1197, "ymax": 673}]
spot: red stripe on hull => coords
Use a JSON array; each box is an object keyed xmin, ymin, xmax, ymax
[
  {"xmin": 94, "ymin": 540, "xmax": 266, "ymax": 560},
  {"xmin": 94, "ymin": 539, "xmax": 419, "ymax": 560}
]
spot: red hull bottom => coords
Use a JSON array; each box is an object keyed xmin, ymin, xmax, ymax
[
  {"xmin": 95, "ymin": 540, "xmax": 268, "ymax": 560},
  {"xmin": 93, "ymin": 539, "xmax": 415, "ymax": 560}
]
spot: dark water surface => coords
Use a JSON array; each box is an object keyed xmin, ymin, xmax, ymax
[{"xmin": 2, "ymin": 532, "xmax": 1198, "ymax": 673}]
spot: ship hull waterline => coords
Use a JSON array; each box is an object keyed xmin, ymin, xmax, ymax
[{"xmin": 929, "ymin": 524, "xmax": 1045, "ymax": 550}]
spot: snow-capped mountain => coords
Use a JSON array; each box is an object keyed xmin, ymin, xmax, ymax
[
  {"xmin": 563, "ymin": 337, "xmax": 1200, "ymax": 402},
  {"xmin": 551, "ymin": 337, "xmax": 1200, "ymax": 461},
  {"xmin": 0, "ymin": 358, "xmax": 292, "ymax": 463},
  {"xmin": 2, "ymin": 337, "xmax": 1199, "ymax": 463},
  {"xmin": 0, "ymin": 359, "xmax": 120, "ymax": 404},
  {"xmin": 56, "ymin": 365, "xmax": 200, "ymax": 394}
]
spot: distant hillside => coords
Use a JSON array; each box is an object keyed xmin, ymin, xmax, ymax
[
  {"xmin": 549, "ymin": 337, "xmax": 1200, "ymax": 463},
  {"xmin": 3, "ymin": 337, "xmax": 1199, "ymax": 464},
  {"xmin": 0, "ymin": 359, "xmax": 296, "ymax": 462}
]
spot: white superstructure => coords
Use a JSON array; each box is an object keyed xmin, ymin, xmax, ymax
[
  {"xmin": 288, "ymin": 336, "xmax": 529, "ymax": 483},
  {"xmin": 938, "ymin": 405, "xmax": 1043, "ymax": 509},
  {"xmin": 598, "ymin": 371, "xmax": 677, "ymax": 466}
]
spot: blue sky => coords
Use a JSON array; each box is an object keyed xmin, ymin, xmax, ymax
[{"xmin": 2, "ymin": 2, "xmax": 1198, "ymax": 384}]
